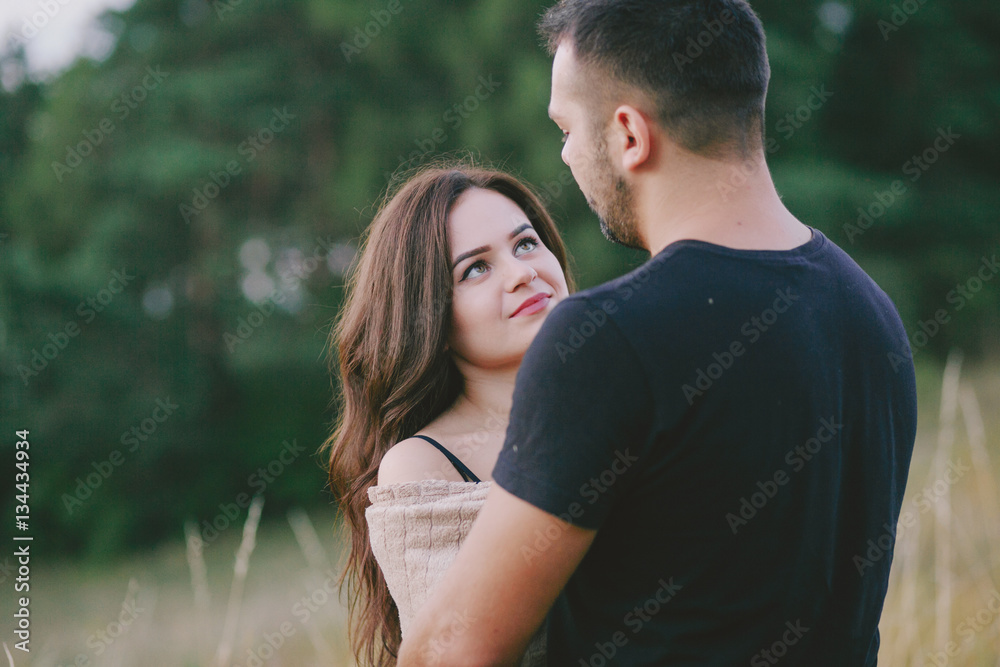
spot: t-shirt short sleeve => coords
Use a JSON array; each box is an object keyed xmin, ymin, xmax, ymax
[{"xmin": 492, "ymin": 294, "xmax": 653, "ymax": 530}]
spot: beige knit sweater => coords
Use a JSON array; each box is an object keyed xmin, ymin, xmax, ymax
[{"xmin": 366, "ymin": 479, "xmax": 547, "ymax": 666}]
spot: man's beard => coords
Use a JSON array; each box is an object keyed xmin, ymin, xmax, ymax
[{"xmin": 586, "ymin": 134, "xmax": 644, "ymax": 251}]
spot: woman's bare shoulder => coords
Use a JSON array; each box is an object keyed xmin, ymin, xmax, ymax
[{"xmin": 376, "ymin": 436, "xmax": 467, "ymax": 486}]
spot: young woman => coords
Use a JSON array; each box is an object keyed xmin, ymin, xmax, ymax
[{"xmin": 323, "ymin": 162, "xmax": 575, "ymax": 666}]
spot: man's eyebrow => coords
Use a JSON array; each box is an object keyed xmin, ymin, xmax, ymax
[{"xmin": 451, "ymin": 222, "xmax": 534, "ymax": 269}]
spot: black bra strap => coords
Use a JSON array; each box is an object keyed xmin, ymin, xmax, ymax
[{"xmin": 412, "ymin": 435, "xmax": 482, "ymax": 483}]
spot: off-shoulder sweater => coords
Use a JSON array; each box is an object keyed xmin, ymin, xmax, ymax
[{"xmin": 366, "ymin": 479, "xmax": 547, "ymax": 666}]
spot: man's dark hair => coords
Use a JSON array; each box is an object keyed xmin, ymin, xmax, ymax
[{"xmin": 539, "ymin": 0, "xmax": 770, "ymax": 159}]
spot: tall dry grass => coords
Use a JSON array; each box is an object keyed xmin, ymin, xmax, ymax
[
  {"xmin": 877, "ymin": 352, "xmax": 1000, "ymax": 666},
  {"xmin": 4, "ymin": 502, "xmax": 352, "ymax": 667},
  {"xmin": 5, "ymin": 355, "xmax": 997, "ymax": 666}
]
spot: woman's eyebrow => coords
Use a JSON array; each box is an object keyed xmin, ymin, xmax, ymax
[{"xmin": 451, "ymin": 222, "xmax": 534, "ymax": 269}]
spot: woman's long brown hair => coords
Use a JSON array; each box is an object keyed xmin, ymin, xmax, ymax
[{"xmin": 322, "ymin": 160, "xmax": 575, "ymax": 666}]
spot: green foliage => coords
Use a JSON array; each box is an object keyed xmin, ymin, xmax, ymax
[{"xmin": 0, "ymin": 0, "xmax": 997, "ymax": 557}]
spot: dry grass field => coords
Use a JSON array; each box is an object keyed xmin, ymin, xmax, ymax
[
  {"xmin": 4, "ymin": 354, "xmax": 998, "ymax": 666},
  {"xmin": 876, "ymin": 354, "xmax": 1000, "ymax": 666},
  {"xmin": 3, "ymin": 504, "xmax": 355, "ymax": 667}
]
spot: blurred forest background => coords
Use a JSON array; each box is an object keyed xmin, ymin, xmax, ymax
[{"xmin": 0, "ymin": 0, "xmax": 998, "ymax": 663}]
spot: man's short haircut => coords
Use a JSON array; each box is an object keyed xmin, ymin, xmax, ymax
[{"xmin": 539, "ymin": 0, "xmax": 770, "ymax": 159}]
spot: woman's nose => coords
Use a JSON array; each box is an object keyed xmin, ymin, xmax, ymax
[{"xmin": 505, "ymin": 257, "xmax": 538, "ymax": 291}]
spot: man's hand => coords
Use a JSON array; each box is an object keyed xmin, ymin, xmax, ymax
[{"xmin": 397, "ymin": 482, "xmax": 597, "ymax": 666}]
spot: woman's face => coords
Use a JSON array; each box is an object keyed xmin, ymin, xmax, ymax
[{"xmin": 447, "ymin": 188, "xmax": 569, "ymax": 370}]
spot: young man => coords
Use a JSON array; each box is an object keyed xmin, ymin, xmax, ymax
[{"xmin": 398, "ymin": 1, "xmax": 917, "ymax": 664}]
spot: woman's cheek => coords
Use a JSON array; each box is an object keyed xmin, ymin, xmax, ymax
[{"xmin": 452, "ymin": 293, "xmax": 482, "ymax": 337}]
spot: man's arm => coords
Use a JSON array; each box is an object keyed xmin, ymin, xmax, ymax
[{"xmin": 397, "ymin": 482, "xmax": 597, "ymax": 666}]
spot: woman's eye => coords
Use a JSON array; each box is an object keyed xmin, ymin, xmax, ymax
[
  {"xmin": 515, "ymin": 236, "xmax": 540, "ymax": 254},
  {"xmin": 462, "ymin": 260, "xmax": 488, "ymax": 281},
  {"xmin": 459, "ymin": 237, "xmax": 539, "ymax": 281}
]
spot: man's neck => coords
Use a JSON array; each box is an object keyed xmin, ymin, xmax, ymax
[{"xmin": 636, "ymin": 150, "xmax": 812, "ymax": 257}]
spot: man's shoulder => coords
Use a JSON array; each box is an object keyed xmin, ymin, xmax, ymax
[
  {"xmin": 567, "ymin": 253, "xmax": 677, "ymax": 304},
  {"xmin": 543, "ymin": 252, "xmax": 691, "ymax": 334},
  {"xmin": 813, "ymin": 234, "xmax": 903, "ymax": 316},
  {"xmin": 528, "ymin": 289, "xmax": 645, "ymax": 369}
]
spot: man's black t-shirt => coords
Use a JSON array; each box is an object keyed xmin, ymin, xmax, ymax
[{"xmin": 492, "ymin": 228, "xmax": 918, "ymax": 666}]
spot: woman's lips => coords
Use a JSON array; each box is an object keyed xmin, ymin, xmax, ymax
[{"xmin": 511, "ymin": 293, "xmax": 551, "ymax": 318}]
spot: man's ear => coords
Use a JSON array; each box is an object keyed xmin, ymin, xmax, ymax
[{"xmin": 612, "ymin": 105, "xmax": 653, "ymax": 172}]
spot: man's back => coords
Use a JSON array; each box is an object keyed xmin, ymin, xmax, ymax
[{"xmin": 493, "ymin": 227, "xmax": 917, "ymax": 665}]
